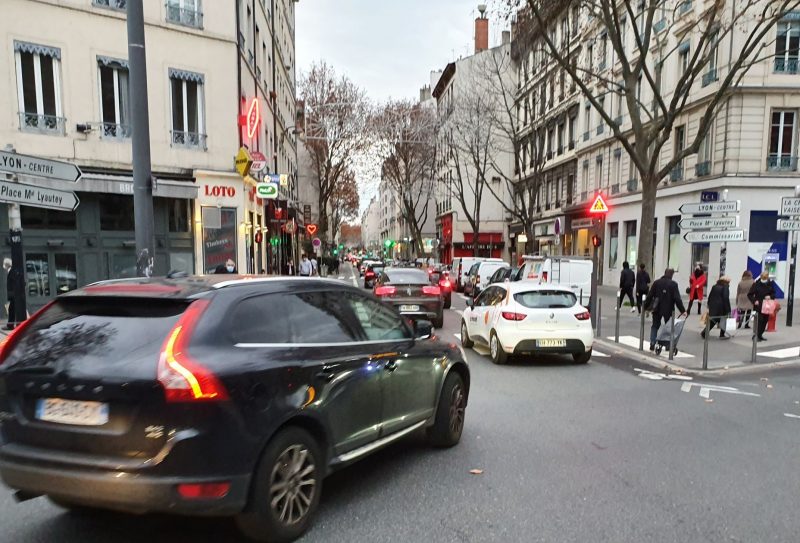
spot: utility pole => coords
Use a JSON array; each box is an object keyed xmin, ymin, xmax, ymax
[
  {"xmin": 787, "ymin": 185, "xmax": 800, "ymax": 327},
  {"xmin": 127, "ymin": 0, "xmax": 155, "ymax": 277},
  {"xmin": 3, "ymin": 144, "xmax": 26, "ymax": 327},
  {"xmin": 719, "ymin": 189, "xmax": 728, "ymax": 277}
]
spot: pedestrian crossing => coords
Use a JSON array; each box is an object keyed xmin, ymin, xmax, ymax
[
  {"xmin": 760, "ymin": 347, "xmax": 800, "ymax": 359},
  {"xmin": 610, "ymin": 335, "xmax": 695, "ymax": 359}
]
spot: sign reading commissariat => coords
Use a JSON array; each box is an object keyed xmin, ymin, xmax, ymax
[{"xmin": 0, "ymin": 180, "xmax": 80, "ymax": 211}]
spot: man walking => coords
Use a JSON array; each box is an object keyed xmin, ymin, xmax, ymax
[
  {"xmin": 619, "ymin": 261, "xmax": 636, "ymax": 312},
  {"xmin": 646, "ymin": 268, "xmax": 687, "ymax": 351},
  {"xmin": 299, "ymin": 254, "xmax": 313, "ymax": 277},
  {"xmin": 635, "ymin": 263, "xmax": 651, "ymax": 314}
]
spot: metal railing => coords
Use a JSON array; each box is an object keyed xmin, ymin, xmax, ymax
[
  {"xmin": 568, "ymin": 140, "xmax": 575, "ymax": 150},
  {"xmin": 614, "ymin": 115, "xmax": 623, "ymax": 126},
  {"xmin": 670, "ymin": 164, "xmax": 684, "ymax": 182},
  {"xmin": 695, "ymin": 161, "xmax": 711, "ymax": 177},
  {"xmin": 626, "ymin": 178, "xmax": 638, "ymax": 192},
  {"xmin": 93, "ymin": 0, "xmax": 126, "ymax": 9},
  {"xmin": 580, "ymin": 190, "xmax": 588, "ymax": 201},
  {"xmin": 101, "ymin": 122, "xmax": 132, "ymax": 139},
  {"xmin": 678, "ymin": 0, "xmax": 692, "ymax": 15},
  {"xmin": 171, "ymin": 130, "xmax": 207, "ymax": 149},
  {"xmin": 774, "ymin": 57, "xmax": 800, "ymax": 74},
  {"xmin": 653, "ymin": 19, "xmax": 666, "ymax": 32},
  {"xmin": 596, "ymin": 124, "xmax": 604, "ymax": 135},
  {"xmin": 238, "ymin": 31, "xmax": 245, "ymax": 50},
  {"xmin": 583, "ymin": 131, "xmax": 590, "ymax": 141},
  {"xmin": 19, "ymin": 112, "xmax": 66, "ymax": 135},
  {"xmin": 165, "ymin": 2, "xmax": 203, "ymax": 28},
  {"xmin": 611, "ymin": 184, "xmax": 620, "ymax": 194},
  {"xmin": 702, "ymin": 69, "xmax": 718, "ymax": 87},
  {"xmin": 767, "ymin": 155, "xmax": 799, "ymax": 172},
  {"xmin": 557, "ymin": 146, "xmax": 564, "ymax": 155}
]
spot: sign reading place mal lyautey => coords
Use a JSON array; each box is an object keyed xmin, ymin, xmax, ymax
[
  {"xmin": 0, "ymin": 150, "xmax": 82, "ymax": 182},
  {"xmin": 684, "ymin": 230, "xmax": 745, "ymax": 243},
  {"xmin": 0, "ymin": 179, "xmax": 80, "ymax": 211},
  {"xmin": 679, "ymin": 200, "xmax": 740, "ymax": 214},
  {"xmin": 679, "ymin": 216, "xmax": 739, "ymax": 230}
]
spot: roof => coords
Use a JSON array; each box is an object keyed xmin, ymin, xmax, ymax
[{"xmin": 499, "ymin": 281, "xmax": 576, "ymax": 294}]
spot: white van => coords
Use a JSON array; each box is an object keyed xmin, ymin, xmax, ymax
[
  {"xmin": 519, "ymin": 255, "xmax": 593, "ymax": 304},
  {"xmin": 471, "ymin": 261, "xmax": 510, "ymax": 295},
  {"xmin": 452, "ymin": 257, "xmax": 504, "ymax": 293}
]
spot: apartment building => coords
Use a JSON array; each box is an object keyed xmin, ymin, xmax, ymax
[{"xmin": 361, "ymin": 196, "xmax": 382, "ymax": 254}]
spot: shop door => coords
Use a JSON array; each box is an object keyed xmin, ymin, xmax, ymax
[
  {"xmin": 107, "ymin": 250, "xmax": 138, "ymax": 279},
  {"xmin": 24, "ymin": 252, "xmax": 79, "ymax": 309}
]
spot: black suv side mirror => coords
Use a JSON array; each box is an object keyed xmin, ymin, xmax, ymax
[{"xmin": 415, "ymin": 320, "xmax": 433, "ymax": 339}]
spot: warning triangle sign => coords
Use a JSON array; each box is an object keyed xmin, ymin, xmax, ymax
[{"xmin": 589, "ymin": 194, "xmax": 609, "ymax": 214}]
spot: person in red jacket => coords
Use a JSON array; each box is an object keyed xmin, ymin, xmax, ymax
[{"xmin": 687, "ymin": 263, "xmax": 707, "ymax": 315}]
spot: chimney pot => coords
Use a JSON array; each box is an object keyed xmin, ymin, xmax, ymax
[{"xmin": 475, "ymin": 16, "xmax": 489, "ymax": 52}]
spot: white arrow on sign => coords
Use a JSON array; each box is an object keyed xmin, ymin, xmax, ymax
[
  {"xmin": 679, "ymin": 200, "xmax": 740, "ymax": 215},
  {"xmin": 0, "ymin": 151, "xmax": 82, "ymax": 182},
  {"xmin": 678, "ymin": 216, "xmax": 739, "ymax": 230},
  {"xmin": 681, "ymin": 382, "xmax": 760, "ymax": 399},
  {"xmin": 780, "ymin": 196, "xmax": 800, "ymax": 216},
  {"xmin": 0, "ymin": 180, "xmax": 80, "ymax": 211},
  {"xmin": 684, "ymin": 230, "xmax": 744, "ymax": 243},
  {"xmin": 256, "ymin": 182, "xmax": 278, "ymax": 199},
  {"xmin": 777, "ymin": 219, "xmax": 800, "ymax": 231}
]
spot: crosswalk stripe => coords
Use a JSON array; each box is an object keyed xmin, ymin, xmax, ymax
[
  {"xmin": 760, "ymin": 347, "xmax": 800, "ymax": 359},
  {"xmin": 609, "ymin": 335, "xmax": 695, "ymax": 358}
]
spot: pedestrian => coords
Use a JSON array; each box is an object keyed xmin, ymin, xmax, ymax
[
  {"xmin": 287, "ymin": 260, "xmax": 295, "ymax": 276},
  {"xmin": 646, "ymin": 268, "xmax": 687, "ymax": 352},
  {"xmin": 299, "ymin": 254, "xmax": 313, "ymax": 277},
  {"xmin": 635, "ymin": 263, "xmax": 651, "ymax": 314},
  {"xmin": 618, "ymin": 261, "xmax": 636, "ymax": 312},
  {"xmin": 214, "ymin": 259, "xmax": 237, "ymax": 274},
  {"xmin": 747, "ymin": 271, "xmax": 777, "ymax": 342},
  {"xmin": 702, "ymin": 276, "xmax": 732, "ymax": 340},
  {"xmin": 736, "ymin": 270, "xmax": 755, "ymax": 329},
  {"xmin": 686, "ymin": 263, "xmax": 707, "ymax": 315},
  {"xmin": 310, "ymin": 256, "xmax": 318, "ymax": 276},
  {"xmin": 4, "ymin": 258, "xmax": 15, "ymax": 330}
]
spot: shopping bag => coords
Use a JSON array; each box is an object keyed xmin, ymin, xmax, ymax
[
  {"xmin": 700, "ymin": 311, "xmax": 709, "ymax": 326},
  {"xmin": 732, "ymin": 308, "xmax": 739, "ymax": 321},
  {"xmin": 722, "ymin": 317, "xmax": 737, "ymax": 333},
  {"xmin": 762, "ymin": 299, "xmax": 777, "ymax": 315}
]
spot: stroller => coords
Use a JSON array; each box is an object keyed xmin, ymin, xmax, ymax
[{"xmin": 654, "ymin": 317, "xmax": 685, "ymax": 356}]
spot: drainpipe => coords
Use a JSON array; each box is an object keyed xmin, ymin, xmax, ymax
[{"xmin": 236, "ymin": 0, "xmax": 243, "ymax": 149}]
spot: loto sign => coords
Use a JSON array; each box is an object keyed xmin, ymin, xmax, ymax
[{"xmin": 204, "ymin": 185, "xmax": 236, "ymax": 198}]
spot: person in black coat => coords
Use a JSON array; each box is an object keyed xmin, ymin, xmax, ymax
[
  {"xmin": 635, "ymin": 263, "xmax": 651, "ymax": 314},
  {"xmin": 702, "ymin": 276, "xmax": 731, "ymax": 339},
  {"xmin": 748, "ymin": 271, "xmax": 777, "ymax": 342},
  {"xmin": 646, "ymin": 268, "xmax": 687, "ymax": 351},
  {"xmin": 618, "ymin": 261, "xmax": 636, "ymax": 310}
]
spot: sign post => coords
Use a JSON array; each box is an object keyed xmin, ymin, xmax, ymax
[
  {"xmin": 588, "ymin": 194, "xmax": 609, "ymax": 327},
  {"xmin": 720, "ymin": 189, "xmax": 729, "ymax": 276},
  {"xmin": 680, "ymin": 197, "xmax": 743, "ymax": 277},
  {"xmin": 779, "ymin": 188, "xmax": 800, "ymax": 326}
]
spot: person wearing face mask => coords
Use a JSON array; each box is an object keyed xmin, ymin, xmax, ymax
[
  {"xmin": 214, "ymin": 259, "xmax": 237, "ymax": 274},
  {"xmin": 298, "ymin": 254, "xmax": 313, "ymax": 277},
  {"xmin": 747, "ymin": 271, "xmax": 777, "ymax": 342}
]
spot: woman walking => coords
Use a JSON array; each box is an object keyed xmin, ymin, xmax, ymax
[
  {"xmin": 748, "ymin": 271, "xmax": 777, "ymax": 342},
  {"xmin": 702, "ymin": 276, "xmax": 732, "ymax": 340},
  {"xmin": 687, "ymin": 264, "xmax": 707, "ymax": 315},
  {"xmin": 736, "ymin": 270, "xmax": 755, "ymax": 329}
]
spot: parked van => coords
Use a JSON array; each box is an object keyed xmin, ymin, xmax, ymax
[
  {"xmin": 519, "ymin": 255, "xmax": 593, "ymax": 304},
  {"xmin": 452, "ymin": 257, "xmax": 504, "ymax": 293},
  {"xmin": 470, "ymin": 261, "xmax": 510, "ymax": 296}
]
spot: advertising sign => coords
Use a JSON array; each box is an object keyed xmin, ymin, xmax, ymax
[{"xmin": 203, "ymin": 207, "xmax": 237, "ymax": 273}]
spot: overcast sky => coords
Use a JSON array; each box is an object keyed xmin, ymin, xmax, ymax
[{"xmin": 296, "ymin": 0, "xmax": 511, "ymax": 102}]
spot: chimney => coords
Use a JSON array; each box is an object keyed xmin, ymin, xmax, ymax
[
  {"xmin": 475, "ymin": 4, "xmax": 489, "ymax": 53},
  {"xmin": 502, "ymin": 30, "xmax": 511, "ymax": 45}
]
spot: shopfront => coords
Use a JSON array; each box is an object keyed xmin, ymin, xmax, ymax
[{"xmin": 453, "ymin": 232, "xmax": 505, "ymax": 259}]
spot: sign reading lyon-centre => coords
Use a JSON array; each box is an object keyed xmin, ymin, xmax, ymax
[
  {"xmin": 0, "ymin": 151, "xmax": 82, "ymax": 182},
  {"xmin": 679, "ymin": 201, "xmax": 740, "ymax": 214},
  {"xmin": 0, "ymin": 180, "xmax": 79, "ymax": 211}
]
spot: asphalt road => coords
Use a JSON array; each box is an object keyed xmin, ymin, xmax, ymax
[{"xmin": 3, "ymin": 265, "xmax": 800, "ymax": 542}]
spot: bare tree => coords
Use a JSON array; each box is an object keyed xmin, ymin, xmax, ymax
[
  {"xmin": 505, "ymin": 0, "xmax": 800, "ymax": 270},
  {"xmin": 329, "ymin": 169, "xmax": 360, "ymax": 241},
  {"xmin": 299, "ymin": 61, "xmax": 371, "ymax": 244}
]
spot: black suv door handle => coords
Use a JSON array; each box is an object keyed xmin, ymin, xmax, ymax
[{"xmin": 384, "ymin": 360, "xmax": 397, "ymax": 372}]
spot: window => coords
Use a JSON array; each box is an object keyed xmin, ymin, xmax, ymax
[
  {"xmin": 26, "ymin": 253, "xmax": 50, "ymax": 297},
  {"xmin": 170, "ymin": 69, "xmax": 206, "ymax": 149},
  {"xmin": 98, "ymin": 58, "xmax": 130, "ymax": 138},
  {"xmin": 21, "ymin": 207, "xmax": 77, "ymax": 230},
  {"xmin": 600, "ymin": 33, "xmax": 608, "ymax": 69},
  {"xmin": 93, "ymin": 0, "xmax": 126, "ymax": 10},
  {"xmin": 775, "ymin": 20, "xmax": 800, "ymax": 73},
  {"xmin": 597, "ymin": 97, "xmax": 605, "ymax": 133},
  {"xmin": 582, "ymin": 161, "xmax": 589, "ymax": 193},
  {"xmin": 584, "ymin": 104, "xmax": 591, "ymax": 138},
  {"xmin": 768, "ymin": 110, "xmax": 797, "ymax": 171},
  {"xmin": 678, "ymin": 42, "xmax": 690, "ymax": 76},
  {"xmin": 609, "ymin": 222, "xmax": 619, "ymax": 268},
  {"xmin": 515, "ymin": 290, "xmax": 577, "ymax": 309},
  {"xmin": 557, "ymin": 123, "xmax": 565, "ymax": 153},
  {"xmin": 674, "ymin": 125, "xmax": 686, "ymax": 158},
  {"xmin": 345, "ymin": 294, "xmax": 411, "ymax": 341},
  {"xmin": 55, "ymin": 254, "xmax": 78, "ymax": 295},
  {"xmin": 697, "ymin": 129, "xmax": 713, "ymax": 176},
  {"xmin": 613, "ymin": 151, "xmax": 622, "ymax": 188},
  {"xmin": 546, "ymin": 180, "xmax": 552, "ymax": 204},
  {"xmin": 667, "ymin": 216, "xmax": 681, "ymax": 270},
  {"xmin": 568, "ymin": 115, "xmax": 576, "ymax": 146},
  {"xmin": 167, "ymin": 198, "xmax": 191, "ymax": 232},
  {"xmin": 624, "ymin": 220, "xmax": 637, "ymax": 264},
  {"xmin": 596, "ymin": 155, "xmax": 604, "ymax": 186},
  {"xmin": 166, "ymin": 0, "xmax": 203, "ymax": 29},
  {"xmin": 14, "ymin": 42, "xmax": 63, "ymax": 134},
  {"xmin": 99, "ymin": 194, "xmax": 135, "ymax": 231}
]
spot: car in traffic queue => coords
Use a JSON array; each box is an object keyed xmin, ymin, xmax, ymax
[
  {"xmin": 373, "ymin": 267, "xmax": 444, "ymax": 328},
  {"xmin": 460, "ymin": 281, "xmax": 593, "ymax": 365},
  {"xmin": 428, "ymin": 267, "xmax": 453, "ymax": 309},
  {"xmin": 363, "ymin": 262, "xmax": 385, "ymax": 289},
  {"xmin": 0, "ymin": 276, "xmax": 469, "ymax": 543},
  {"xmin": 488, "ymin": 266, "xmax": 520, "ymax": 286},
  {"xmin": 469, "ymin": 261, "xmax": 510, "ymax": 297}
]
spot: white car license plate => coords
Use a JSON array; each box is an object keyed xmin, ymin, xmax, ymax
[
  {"xmin": 537, "ymin": 339, "xmax": 567, "ymax": 348},
  {"xmin": 400, "ymin": 305, "xmax": 420, "ymax": 312},
  {"xmin": 36, "ymin": 398, "xmax": 109, "ymax": 426}
]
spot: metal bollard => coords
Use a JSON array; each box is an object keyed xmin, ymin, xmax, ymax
[
  {"xmin": 638, "ymin": 295, "xmax": 646, "ymax": 351},
  {"xmin": 751, "ymin": 312, "xmax": 759, "ymax": 364},
  {"xmin": 668, "ymin": 309, "xmax": 676, "ymax": 361},
  {"xmin": 615, "ymin": 291, "xmax": 621, "ymax": 343},
  {"xmin": 597, "ymin": 298, "xmax": 603, "ymax": 337},
  {"xmin": 702, "ymin": 315, "xmax": 710, "ymax": 370}
]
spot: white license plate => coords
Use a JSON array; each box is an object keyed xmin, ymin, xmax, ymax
[
  {"xmin": 36, "ymin": 398, "xmax": 109, "ymax": 426},
  {"xmin": 537, "ymin": 339, "xmax": 567, "ymax": 348},
  {"xmin": 400, "ymin": 305, "xmax": 420, "ymax": 312}
]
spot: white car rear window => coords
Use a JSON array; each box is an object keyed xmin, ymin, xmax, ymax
[{"xmin": 514, "ymin": 290, "xmax": 577, "ymax": 309}]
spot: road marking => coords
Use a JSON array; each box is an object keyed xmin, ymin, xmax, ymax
[
  {"xmin": 452, "ymin": 309, "xmax": 463, "ymax": 316},
  {"xmin": 611, "ymin": 335, "xmax": 694, "ymax": 358},
  {"xmin": 680, "ymin": 381, "xmax": 760, "ymax": 399},
  {"xmin": 634, "ymin": 368, "xmax": 693, "ymax": 381},
  {"xmin": 592, "ymin": 351, "xmax": 610, "ymax": 358},
  {"xmin": 784, "ymin": 413, "xmax": 800, "ymax": 419},
  {"xmin": 760, "ymin": 347, "xmax": 800, "ymax": 359},
  {"xmin": 454, "ymin": 333, "xmax": 461, "ymax": 340}
]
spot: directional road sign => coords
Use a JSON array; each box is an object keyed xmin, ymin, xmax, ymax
[
  {"xmin": 678, "ymin": 216, "xmax": 739, "ymax": 230},
  {"xmin": 679, "ymin": 200, "xmax": 740, "ymax": 214},
  {"xmin": 256, "ymin": 182, "xmax": 278, "ymax": 199},
  {"xmin": 0, "ymin": 180, "xmax": 80, "ymax": 211},
  {"xmin": 781, "ymin": 197, "xmax": 800, "ymax": 216},
  {"xmin": 777, "ymin": 219, "xmax": 800, "ymax": 231},
  {"xmin": 0, "ymin": 151, "xmax": 82, "ymax": 182},
  {"xmin": 684, "ymin": 230, "xmax": 744, "ymax": 243}
]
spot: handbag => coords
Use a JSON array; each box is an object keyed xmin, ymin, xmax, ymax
[
  {"xmin": 685, "ymin": 287, "xmax": 690, "ymax": 294},
  {"xmin": 762, "ymin": 299, "xmax": 778, "ymax": 315}
]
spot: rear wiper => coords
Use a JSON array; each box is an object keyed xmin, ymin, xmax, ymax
[
  {"xmin": 6, "ymin": 366, "xmax": 55, "ymax": 374},
  {"xmin": 547, "ymin": 304, "xmax": 569, "ymax": 308}
]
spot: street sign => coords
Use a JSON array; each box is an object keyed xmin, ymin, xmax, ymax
[
  {"xmin": 250, "ymin": 151, "xmax": 267, "ymax": 173},
  {"xmin": 778, "ymin": 219, "xmax": 800, "ymax": 231},
  {"xmin": 306, "ymin": 223, "xmax": 318, "ymax": 236},
  {"xmin": 280, "ymin": 174, "xmax": 289, "ymax": 187},
  {"xmin": 312, "ymin": 237, "xmax": 321, "ymax": 248},
  {"xmin": 571, "ymin": 218, "xmax": 595, "ymax": 229},
  {"xmin": 679, "ymin": 201, "xmax": 740, "ymax": 214},
  {"xmin": 0, "ymin": 180, "xmax": 80, "ymax": 211},
  {"xmin": 284, "ymin": 220, "xmax": 297, "ymax": 234},
  {"xmin": 235, "ymin": 147, "xmax": 252, "ymax": 177},
  {"xmin": 683, "ymin": 230, "xmax": 744, "ymax": 243},
  {"xmin": 700, "ymin": 191, "xmax": 719, "ymax": 202},
  {"xmin": 267, "ymin": 173, "xmax": 280, "ymax": 184},
  {"xmin": 678, "ymin": 216, "xmax": 739, "ymax": 230},
  {"xmin": 589, "ymin": 194, "xmax": 609, "ymax": 214},
  {"xmin": 304, "ymin": 204, "xmax": 311, "ymax": 221},
  {"xmin": 0, "ymin": 150, "xmax": 82, "ymax": 182},
  {"xmin": 781, "ymin": 196, "xmax": 800, "ymax": 216},
  {"xmin": 256, "ymin": 182, "xmax": 278, "ymax": 199}
]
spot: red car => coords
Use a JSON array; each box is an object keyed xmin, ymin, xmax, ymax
[{"xmin": 429, "ymin": 268, "xmax": 452, "ymax": 309}]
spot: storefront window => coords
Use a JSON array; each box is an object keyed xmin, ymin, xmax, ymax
[
  {"xmin": 168, "ymin": 198, "xmax": 191, "ymax": 232},
  {"xmin": 111, "ymin": 253, "xmax": 137, "ymax": 279},
  {"xmin": 26, "ymin": 253, "xmax": 49, "ymax": 297},
  {"xmin": 21, "ymin": 207, "xmax": 77, "ymax": 230},
  {"xmin": 203, "ymin": 207, "xmax": 237, "ymax": 274},
  {"xmin": 55, "ymin": 253, "xmax": 77, "ymax": 294},
  {"xmin": 608, "ymin": 222, "xmax": 618, "ymax": 268},
  {"xmin": 667, "ymin": 216, "xmax": 681, "ymax": 270},
  {"xmin": 170, "ymin": 252, "xmax": 194, "ymax": 274},
  {"xmin": 692, "ymin": 244, "xmax": 710, "ymax": 271},
  {"xmin": 625, "ymin": 220, "xmax": 637, "ymax": 264},
  {"xmin": 100, "ymin": 194, "xmax": 135, "ymax": 231}
]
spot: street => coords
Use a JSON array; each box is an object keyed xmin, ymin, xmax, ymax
[{"xmin": 3, "ymin": 265, "xmax": 800, "ymax": 542}]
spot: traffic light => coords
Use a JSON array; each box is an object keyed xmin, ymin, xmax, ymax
[
  {"xmin": 384, "ymin": 239, "xmax": 394, "ymax": 248},
  {"xmin": 333, "ymin": 248, "xmax": 339, "ymax": 255},
  {"xmin": 591, "ymin": 235, "xmax": 602, "ymax": 248}
]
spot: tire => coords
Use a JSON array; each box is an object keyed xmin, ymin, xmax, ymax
[
  {"xmin": 489, "ymin": 330, "xmax": 508, "ymax": 365},
  {"xmin": 433, "ymin": 313, "xmax": 444, "ymax": 329},
  {"xmin": 443, "ymin": 295, "xmax": 451, "ymax": 310},
  {"xmin": 573, "ymin": 350, "xmax": 592, "ymax": 364},
  {"xmin": 460, "ymin": 320, "xmax": 474, "ymax": 348},
  {"xmin": 428, "ymin": 372, "xmax": 467, "ymax": 448},
  {"xmin": 236, "ymin": 427, "xmax": 323, "ymax": 543}
]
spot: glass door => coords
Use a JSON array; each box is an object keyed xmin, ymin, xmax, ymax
[{"xmin": 25, "ymin": 252, "xmax": 78, "ymax": 308}]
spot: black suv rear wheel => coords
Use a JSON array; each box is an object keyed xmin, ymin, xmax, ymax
[{"xmin": 236, "ymin": 427, "xmax": 323, "ymax": 543}]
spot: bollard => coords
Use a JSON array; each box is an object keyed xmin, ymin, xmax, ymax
[
  {"xmin": 668, "ymin": 309, "xmax": 676, "ymax": 361},
  {"xmin": 597, "ymin": 298, "xmax": 603, "ymax": 337},
  {"xmin": 702, "ymin": 315, "xmax": 710, "ymax": 370},
  {"xmin": 615, "ymin": 291, "xmax": 621, "ymax": 343},
  {"xmin": 638, "ymin": 295, "xmax": 646, "ymax": 351},
  {"xmin": 751, "ymin": 312, "xmax": 759, "ymax": 364}
]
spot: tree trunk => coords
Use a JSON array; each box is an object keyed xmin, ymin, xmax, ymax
[
  {"xmin": 317, "ymin": 191, "xmax": 329, "ymax": 243},
  {"xmin": 636, "ymin": 174, "xmax": 659, "ymax": 273}
]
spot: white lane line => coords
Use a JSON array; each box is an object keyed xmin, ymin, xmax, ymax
[
  {"xmin": 634, "ymin": 368, "xmax": 693, "ymax": 381},
  {"xmin": 611, "ymin": 335, "xmax": 694, "ymax": 358},
  {"xmin": 592, "ymin": 351, "xmax": 610, "ymax": 358},
  {"xmin": 454, "ymin": 333, "xmax": 461, "ymax": 340},
  {"xmin": 784, "ymin": 413, "xmax": 800, "ymax": 419},
  {"xmin": 681, "ymin": 382, "xmax": 760, "ymax": 398},
  {"xmin": 760, "ymin": 347, "xmax": 800, "ymax": 359}
]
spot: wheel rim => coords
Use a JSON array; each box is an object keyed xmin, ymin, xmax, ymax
[
  {"xmin": 461, "ymin": 322, "xmax": 468, "ymax": 342},
  {"xmin": 269, "ymin": 444, "xmax": 316, "ymax": 526},
  {"xmin": 490, "ymin": 335, "xmax": 498, "ymax": 359},
  {"xmin": 448, "ymin": 383, "xmax": 466, "ymax": 435}
]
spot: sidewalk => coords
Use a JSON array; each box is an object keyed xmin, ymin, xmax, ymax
[{"xmin": 595, "ymin": 285, "xmax": 800, "ymax": 371}]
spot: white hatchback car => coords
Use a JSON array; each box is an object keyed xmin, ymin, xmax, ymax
[{"xmin": 460, "ymin": 282, "xmax": 593, "ymax": 365}]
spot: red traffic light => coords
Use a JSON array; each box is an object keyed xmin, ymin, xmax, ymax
[
  {"xmin": 254, "ymin": 231, "xmax": 263, "ymax": 244},
  {"xmin": 591, "ymin": 235, "xmax": 602, "ymax": 248}
]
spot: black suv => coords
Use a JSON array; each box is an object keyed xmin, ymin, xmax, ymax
[{"xmin": 0, "ymin": 276, "xmax": 469, "ymax": 543}]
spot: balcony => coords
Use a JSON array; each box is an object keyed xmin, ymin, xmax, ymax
[
  {"xmin": 93, "ymin": 0, "xmax": 126, "ymax": 10},
  {"xmin": 611, "ymin": 184, "xmax": 620, "ymax": 194},
  {"xmin": 767, "ymin": 155, "xmax": 799, "ymax": 172},
  {"xmin": 557, "ymin": 146, "xmax": 564, "ymax": 155},
  {"xmin": 596, "ymin": 124, "xmax": 604, "ymax": 135},
  {"xmin": 614, "ymin": 116, "xmax": 623, "ymax": 127},
  {"xmin": 670, "ymin": 164, "xmax": 684, "ymax": 182},
  {"xmin": 678, "ymin": 0, "xmax": 692, "ymax": 15},
  {"xmin": 695, "ymin": 161, "xmax": 711, "ymax": 177},
  {"xmin": 702, "ymin": 69, "xmax": 718, "ymax": 87},
  {"xmin": 626, "ymin": 178, "xmax": 638, "ymax": 192},
  {"xmin": 171, "ymin": 130, "xmax": 207, "ymax": 150},
  {"xmin": 580, "ymin": 191, "xmax": 588, "ymax": 201},
  {"xmin": 653, "ymin": 19, "xmax": 666, "ymax": 32},
  {"xmin": 101, "ymin": 122, "xmax": 132, "ymax": 139},
  {"xmin": 774, "ymin": 57, "xmax": 800, "ymax": 74},
  {"xmin": 568, "ymin": 140, "xmax": 575, "ymax": 150},
  {"xmin": 583, "ymin": 131, "xmax": 590, "ymax": 142},
  {"xmin": 165, "ymin": 2, "xmax": 203, "ymax": 28},
  {"xmin": 19, "ymin": 112, "xmax": 66, "ymax": 135}
]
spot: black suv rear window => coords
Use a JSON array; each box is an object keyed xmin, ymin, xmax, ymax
[{"xmin": 514, "ymin": 291, "xmax": 577, "ymax": 309}]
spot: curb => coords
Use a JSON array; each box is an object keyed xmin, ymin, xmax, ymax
[{"xmin": 594, "ymin": 337, "xmax": 800, "ymax": 377}]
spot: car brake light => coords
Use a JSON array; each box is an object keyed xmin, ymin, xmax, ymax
[
  {"xmin": 422, "ymin": 285, "xmax": 441, "ymax": 296},
  {"xmin": 158, "ymin": 299, "xmax": 228, "ymax": 402},
  {"xmin": 177, "ymin": 482, "xmax": 231, "ymax": 500},
  {"xmin": 375, "ymin": 286, "xmax": 396, "ymax": 296},
  {"xmin": 365, "ymin": 271, "xmax": 375, "ymax": 278},
  {"xmin": 575, "ymin": 311, "xmax": 591, "ymax": 321},
  {"xmin": 501, "ymin": 312, "xmax": 526, "ymax": 321},
  {"xmin": 439, "ymin": 279, "xmax": 451, "ymax": 289},
  {"xmin": 0, "ymin": 301, "xmax": 56, "ymax": 366}
]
